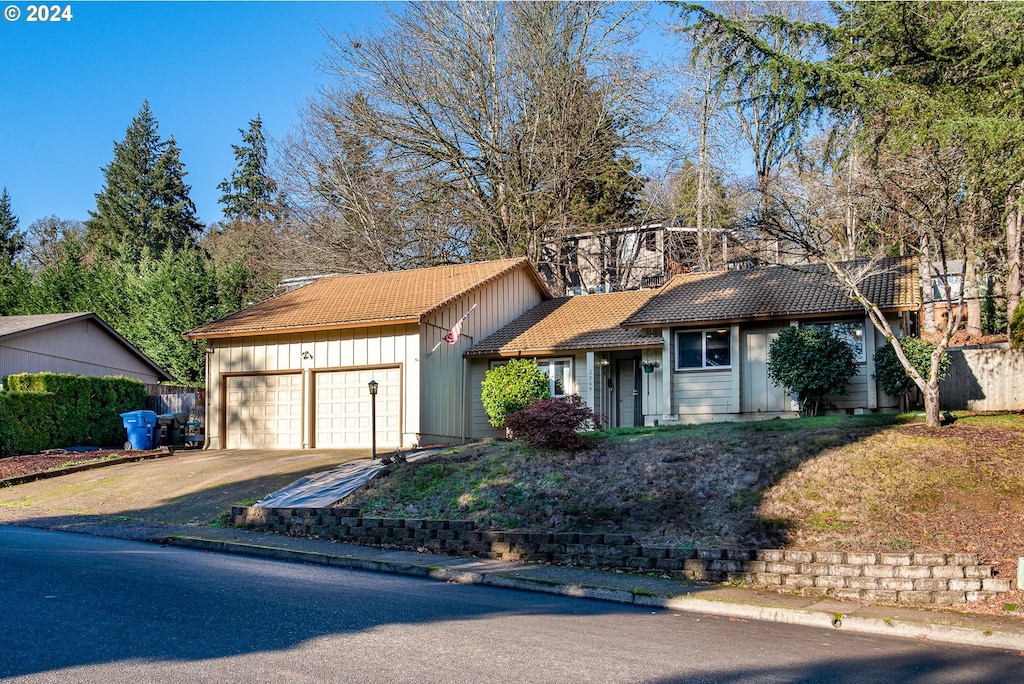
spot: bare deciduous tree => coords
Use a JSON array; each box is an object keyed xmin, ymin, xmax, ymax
[{"xmin": 282, "ymin": 1, "xmax": 657, "ymax": 276}]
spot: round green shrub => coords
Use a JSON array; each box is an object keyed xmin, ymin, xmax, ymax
[
  {"xmin": 767, "ymin": 325, "xmax": 858, "ymax": 417},
  {"xmin": 873, "ymin": 336, "xmax": 950, "ymax": 399},
  {"xmin": 480, "ymin": 359, "xmax": 550, "ymax": 428}
]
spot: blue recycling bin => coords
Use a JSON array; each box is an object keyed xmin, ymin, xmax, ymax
[{"xmin": 120, "ymin": 410, "xmax": 158, "ymax": 450}]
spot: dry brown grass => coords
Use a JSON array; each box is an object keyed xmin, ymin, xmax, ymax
[{"xmin": 345, "ymin": 412, "xmax": 1024, "ymax": 579}]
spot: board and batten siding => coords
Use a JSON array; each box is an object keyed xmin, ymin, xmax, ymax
[
  {"xmin": 0, "ymin": 321, "xmax": 162, "ymax": 383},
  {"xmin": 422, "ymin": 266, "xmax": 545, "ymax": 443},
  {"xmin": 206, "ymin": 324, "xmax": 419, "ymax": 450}
]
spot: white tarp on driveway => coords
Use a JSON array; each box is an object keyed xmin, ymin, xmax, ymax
[{"xmin": 254, "ymin": 459, "xmax": 383, "ymax": 509}]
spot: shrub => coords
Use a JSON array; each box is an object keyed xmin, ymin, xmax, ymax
[
  {"xmin": 1011, "ymin": 301, "xmax": 1024, "ymax": 350},
  {"xmin": 872, "ymin": 337, "xmax": 950, "ymax": 399},
  {"xmin": 0, "ymin": 391, "xmax": 58, "ymax": 457},
  {"xmin": 2, "ymin": 373, "xmax": 146, "ymax": 450},
  {"xmin": 767, "ymin": 325, "xmax": 858, "ymax": 417},
  {"xmin": 504, "ymin": 395, "xmax": 597, "ymax": 450},
  {"xmin": 480, "ymin": 359, "xmax": 550, "ymax": 428}
]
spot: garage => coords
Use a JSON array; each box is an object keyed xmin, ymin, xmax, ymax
[
  {"xmin": 225, "ymin": 374, "xmax": 302, "ymax": 449},
  {"xmin": 314, "ymin": 367, "xmax": 401, "ymax": 448}
]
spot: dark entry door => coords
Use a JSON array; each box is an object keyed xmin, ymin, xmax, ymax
[{"xmin": 616, "ymin": 358, "xmax": 642, "ymax": 428}]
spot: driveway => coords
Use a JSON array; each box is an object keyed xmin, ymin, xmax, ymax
[{"xmin": 0, "ymin": 449, "xmax": 368, "ymax": 528}]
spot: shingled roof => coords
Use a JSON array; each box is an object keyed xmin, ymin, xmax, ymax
[
  {"xmin": 184, "ymin": 258, "xmax": 548, "ymax": 339},
  {"xmin": 466, "ymin": 289, "xmax": 664, "ymax": 357},
  {"xmin": 0, "ymin": 312, "xmax": 173, "ymax": 381},
  {"xmin": 623, "ymin": 257, "xmax": 920, "ymax": 328}
]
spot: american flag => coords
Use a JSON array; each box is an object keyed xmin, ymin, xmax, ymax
[{"xmin": 444, "ymin": 304, "xmax": 477, "ymax": 344}]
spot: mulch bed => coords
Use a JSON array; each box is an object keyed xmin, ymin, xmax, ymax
[{"xmin": 0, "ymin": 449, "xmax": 167, "ymax": 483}]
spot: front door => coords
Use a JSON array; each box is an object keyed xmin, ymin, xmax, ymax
[{"xmin": 616, "ymin": 358, "xmax": 642, "ymax": 427}]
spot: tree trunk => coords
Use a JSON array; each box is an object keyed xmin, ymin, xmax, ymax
[
  {"xmin": 919, "ymin": 232, "xmax": 936, "ymax": 333},
  {"xmin": 1006, "ymin": 186, "xmax": 1023, "ymax": 334},
  {"xmin": 923, "ymin": 381, "xmax": 942, "ymax": 428},
  {"xmin": 965, "ymin": 256, "xmax": 982, "ymax": 337}
]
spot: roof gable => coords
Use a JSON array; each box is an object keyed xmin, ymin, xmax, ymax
[
  {"xmin": 0, "ymin": 312, "xmax": 173, "ymax": 381},
  {"xmin": 466, "ymin": 289, "xmax": 663, "ymax": 357},
  {"xmin": 623, "ymin": 257, "xmax": 921, "ymax": 327},
  {"xmin": 185, "ymin": 258, "xmax": 549, "ymax": 339}
]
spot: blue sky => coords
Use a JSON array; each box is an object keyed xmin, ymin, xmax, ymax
[
  {"xmin": 2, "ymin": 1, "xmax": 684, "ymax": 230},
  {"xmin": 1, "ymin": 1, "xmax": 386, "ymax": 227}
]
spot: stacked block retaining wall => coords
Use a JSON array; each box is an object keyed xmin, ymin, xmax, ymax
[{"xmin": 231, "ymin": 506, "xmax": 1013, "ymax": 605}]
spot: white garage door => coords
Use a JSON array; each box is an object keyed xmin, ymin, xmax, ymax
[
  {"xmin": 315, "ymin": 367, "xmax": 401, "ymax": 448},
  {"xmin": 225, "ymin": 374, "xmax": 302, "ymax": 449}
]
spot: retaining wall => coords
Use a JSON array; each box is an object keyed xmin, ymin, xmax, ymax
[{"xmin": 232, "ymin": 506, "xmax": 1013, "ymax": 605}]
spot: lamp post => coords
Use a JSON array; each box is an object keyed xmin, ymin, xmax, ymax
[{"xmin": 367, "ymin": 380, "xmax": 378, "ymax": 460}]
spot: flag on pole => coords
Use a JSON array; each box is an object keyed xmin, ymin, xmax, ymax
[{"xmin": 444, "ymin": 303, "xmax": 477, "ymax": 344}]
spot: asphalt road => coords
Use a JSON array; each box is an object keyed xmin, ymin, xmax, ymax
[{"xmin": 2, "ymin": 526, "xmax": 1021, "ymax": 684}]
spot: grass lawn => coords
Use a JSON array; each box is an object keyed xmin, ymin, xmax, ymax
[{"xmin": 344, "ymin": 412, "xmax": 1024, "ymax": 578}]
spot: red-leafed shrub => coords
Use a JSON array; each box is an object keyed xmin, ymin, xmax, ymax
[{"xmin": 504, "ymin": 395, "xmax": 597, "ymax": 451}]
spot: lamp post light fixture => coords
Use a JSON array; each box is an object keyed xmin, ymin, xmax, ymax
[{"xmin": 368, "ymin": 380, "xmax": 378, "ymax": 460}]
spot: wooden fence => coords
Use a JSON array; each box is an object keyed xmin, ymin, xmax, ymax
[
  {"xmin": 144, "ymin": 384, "xmax": 204, "ymax": 419},
  {"xmin": 939, "ymin": 348, "xmax": 1024, "ymax": 412}
]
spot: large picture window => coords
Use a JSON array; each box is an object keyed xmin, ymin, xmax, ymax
[{"xmin": 675, "ymin": 329, "xmax": 731, "ymax": 370}]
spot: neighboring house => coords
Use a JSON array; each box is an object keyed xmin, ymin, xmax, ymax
[
  {"xmin": 467, "ymin": 257, "xmax": 921, "ymax": 430},
  {"xmin": 0, "ymin": 312, "xmax": 173, "ymax": 385},
  {"xmin": 183, "ymin": 258, "xmax": 549, "ymax": 450},
  {"xmin": 538, "ymin": 220, "xmax": 736, "ymax": 295}
]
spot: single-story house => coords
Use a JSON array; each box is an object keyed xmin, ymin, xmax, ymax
[
  {"xmin": 466, "ymin": 256, "xmax": 921, "ymax": 430},
  {"xmin": 0, "ymin": 312, "xmax": 173, "ymax": 386},
  {"xmin": 182, "ymin": 258, "xmax": 549, "ymax": 449}
]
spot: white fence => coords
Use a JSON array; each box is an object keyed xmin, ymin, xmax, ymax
[{"xmin": 939, "ymin": 348, "xmax": 1024, "ymax": 412}]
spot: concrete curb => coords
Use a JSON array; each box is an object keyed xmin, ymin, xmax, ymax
[{"xmin": 161, "ymin": 535, "xmax": 1024, "ymax": 652}]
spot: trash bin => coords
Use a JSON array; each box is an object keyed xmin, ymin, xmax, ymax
[
  {"xmin": 156, "ymin": 412, "xmax": 189, "ymax": 447},
  {"xmin": 121, "ymin": 410, "xmax": 158, "ymax": 450}
]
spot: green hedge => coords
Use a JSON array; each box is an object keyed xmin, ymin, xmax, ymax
[
  {"xmin": 0, "ymin": 391, "xmax": 58, "ymax": 457},
  {"xmin": 0, "ymin": 373, "xmax": 147, "ymax": 456}
]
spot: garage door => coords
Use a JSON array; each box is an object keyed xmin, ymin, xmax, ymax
[
  {"xmin": 315, "ymin": 367, "xmax": 401, "ymax": 448},
  {"xmin": 225, "ymin": 374, "xmax": 302, "ymax": 449}
]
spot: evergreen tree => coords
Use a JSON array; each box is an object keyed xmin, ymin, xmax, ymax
[
  {"xmin": 0, "ymin": 188, "xmax": 29, "ymax": 315},
  {"xmin": 21, "ymin": 236, "xmax": 94, "ymax": 315},
  {"xmin": 132, "ymin": 247, "xmax": 216, "ymax": 384},
  {"xmin": 218, "ymin": 115, "xmax": 279, "ymax": 222},
  {"xmin": 86, "ymin": 101, "xmax": 202, "ymax": 261},
  {"xmin": 0, "ymin": 187, "xmax": 25, "ymax": 267}
]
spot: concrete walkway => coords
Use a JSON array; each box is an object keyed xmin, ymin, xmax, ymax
[{"xmin": 1, "ymin": 448, "xmax": 1023, "ymax": 652}]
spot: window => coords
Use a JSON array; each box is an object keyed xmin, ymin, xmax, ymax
[
  {"xmin": 538, "ymin": 358, "xmax": 572, "ymax": 397},
  {"xmin": 807, "ymin": 320, "xmax": 866, "ymax": 363},
  {"xmin": 644, "ymin": 229, "xmax": 657, "ymax": 252},
  {"xmin": 675, "ymin": 328, "xmax": 731, "ymax": 370},
  {"xmin": 488, "ymin": 357, "xmax": 573, "ymax": 397},
  {"xmin": 932, "ymin": 274, "xmax": 963, "ymax": 301}
]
